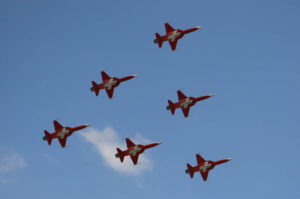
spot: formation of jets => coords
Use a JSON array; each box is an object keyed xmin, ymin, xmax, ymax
[{"xmin": 42, "ymin": 22, "xmax": 232, "ymax": 182}]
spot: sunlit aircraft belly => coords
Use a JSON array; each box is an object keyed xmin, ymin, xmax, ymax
[
  {"xmin": 130, "ymin": 146, "xmax": 142, "ymax": 156},
  {"xmin": 57, "ymin": 128, "xmax": 70, "ymax": 139},
  {"xmin": 168, "ymin": 31, "xmax": 180, "ymax": 42},
  {"xmin": 104, "ymin": 79, "xmax": 117, "ymax": 90},
  {"xmin": 181, "ymin": 98, "xmax": 193, "ymax": 109},
  {"xmin": 199, "ymin": 162, "xmax": 211, "ymax": 172}
]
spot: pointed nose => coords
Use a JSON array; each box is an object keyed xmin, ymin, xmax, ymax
[
  {"xmin": 196, "ymin": 25, "xmax": 203, "ymax": 29},
  {"xmin": 208, "ymin": 94, "xmax": 214, "ymax": 97},
  {"xmin": 227, "ymin": 158, "xmax": 233, "ymax": 161},
  {"xmin": 158, "ymin": 142, "xmax": 163, "ymax": 145},
  {"xmin": 85, "ymin": 124, "xmax": 91, "ymax": 127},
  {"xmin": 132, "ymin": 74, "xmax": 138, "ymax": 77}
]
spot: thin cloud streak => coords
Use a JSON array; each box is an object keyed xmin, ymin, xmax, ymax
[
  {"xmin": 81, "ymin": 127, "xmax": 153, "ymax": 175},
  {"xmin": 0, "ymin": 153, "xmax": 27, "ymax": 175}
]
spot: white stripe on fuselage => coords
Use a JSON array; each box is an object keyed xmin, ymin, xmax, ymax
[
  {"xmin": 199, "ymin": 162, "xmax": 211, "ymax": 172},
  {"xmin": 104, "ymin": 79, "xmax": 117, "ymax": 90},
  {"xmin": 57, "ymin": 128, "xmax": 70, "ymax": 139},
  {"xmin": 168, "ymin": 31, "xmax": 180, "ymax": 42},
  {"xmin": 130, "ymin": 146, "xmax": 142, "ymax": 156},
  {"xmin": 181, "ymin": 98, "xmax": 193, "ymax": 109}
]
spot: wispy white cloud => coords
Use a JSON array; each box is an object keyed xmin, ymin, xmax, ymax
[
  {"xmin": 81, "ymin": 127, "xmax": 153, "ymax": 175},
  {"xmin": 0, "ymin": 153, "xmax": 27, "ymax": 175},
  {"xmin": 42, "ymin": 153, "xmax": 59, "ymax": 164}
]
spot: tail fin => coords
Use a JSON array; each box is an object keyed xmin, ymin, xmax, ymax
[
  {"xmin": 167, "ymin": 100, "xmax": 176, "ymax": 115},
  {"xmin": 154, "ymin": 33, "xmax": 163, "ymax": 48},
  {"xmin": 43, "ymin": 130, "xmax": 52, "ymax": 145},
  {"xmin": 91, "ymin": 81, "xmax": 99, "ymax": 96},
  {"xmin": 186, "ymin": 164, "xmax": 195, "ymax": 178},
  {"xmin": 115, "ymin": 148, "xmax": 125, "ymax": 162}
]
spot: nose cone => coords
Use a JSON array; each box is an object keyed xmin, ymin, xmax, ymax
[
  {"xmin": 208, "ymin": 94, "xmax": 214, "ymax": 97},
  {"xmin": 85, "ymin": 124, "xmax": 91, "ymax": 128},
  {"xmin": 157, "ymin": 142, "xmax": 163, "ymax": 145},
  {"xmin": 227, "ymin": 158, "xmax": 233, "ymax": 161},
  {"xmin": 196, "ymin": 25, "xmax": 203, "ymax": 30},
  {"xmin": 132, "ymin": 74, "xmax": 138, "ymax": 78}
]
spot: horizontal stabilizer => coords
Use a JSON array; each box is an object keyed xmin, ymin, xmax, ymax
[
  {"xmin": 186, "ymin": 163, "xmax": 195, "ymax": 178},
  {"xmin": 116, "ymin": 148, "xmax": 125, "ymax": 162},
  {"xmin": 155, "ymin": 33, "xmax": 163, "ymax": 48},
  {"xmin": 43, "ymin": 130, "xmax": 52, "ymax": 145},
  {"xmin": 167, "ymin": 100, "xmax": 176, "ymax": 115},
  {"xmin": 91, "ymin": 81, "xmax": 99, "ymax": 96}
]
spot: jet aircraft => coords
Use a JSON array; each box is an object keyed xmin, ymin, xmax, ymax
[
  {"xmin": 43, "ymin": 120, "xmax": 90, "ymax": 148},
  {"xmin": 154, "ymin": 23, "xmax": 202, "ymax": 51},
  {"xmin": 167, "ymin": 90, "xmax": 214, "ymax": 117},
  {"xmin": 185, "ymin": 154, "xmax": 232, "ymax": 181},
  {"xmin": 115, "ymin": 138, "xmax": 162, "ymax": 165},
  {"xmin": 90, "ymin": 71, "xmax": 138, "ymax": 99}
]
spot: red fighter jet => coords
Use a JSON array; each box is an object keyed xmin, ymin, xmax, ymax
[
  {"xmin": 90, "ymin": 71, "xmax": 138, "ymax": 99},
  {"xmin": 167, "ymin": 90, "xmax": 214, "ymax": 118},
  {"xmin": 43, "ymin": 120, "xmax": 90, "ymax": 148},
  {"xmin": 115, "ymin": 138, "xmax": 162, "ymax": 165},
  {"xmin": 154, "ymin": 23, "xmax": 202, "ymax": 51},
  {"xmin": 185, "ymin": 154, "xmax": 233, "ymax": 181}
]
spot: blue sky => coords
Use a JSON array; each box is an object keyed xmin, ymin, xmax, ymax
[{"xmin": 0, "ymin": 0, "xmax": 300, "ymax": 198}]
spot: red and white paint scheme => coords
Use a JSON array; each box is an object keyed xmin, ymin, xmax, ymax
[
  {"xmin": 115, "ymin": 138, "xmax": 162, "ymax": 165},
  {"xmin": 167, "ymin": 90, "xmax": 214, "ymax": 118},
  {"xmin": 154, "ymin": 23, "xmax": 202, "ymax": 51},
  {"xmin": 185, "ymin": 154, "xmax": 233, "ymax": 181},
  {"xmin": 43, "ymin": 120, "xmax": 90, "ymax": 148},
  {"xmin": 90, "ymin": 71, "xmax": 138, "ymax": 99}
]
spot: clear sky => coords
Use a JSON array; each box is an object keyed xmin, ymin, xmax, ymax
[{"xmin": 0, "ymin": 0, "xmax": 300, "ymax": 198}]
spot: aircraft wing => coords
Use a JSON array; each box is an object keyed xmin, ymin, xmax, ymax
[
  {"xmin": 168, "ymin": 39, "xmax": 178, "ymax": 51},
  {"xmin": 200, "ymin": 170, "xmax": 209, "ymax": 181},
  {"xmin": 58, "ymin": 137, "xmax": 67, "ymax": 148},
  {"xmin": 177, "ymin": 90, "xmax": 187, "ymax": 100},
  {"xmin": 181, "ymin": 106, "xmax": 190, "ymax": 118},
  {"xmin": 105, "ymin": 88, "xmax": 115, "ymax": 99},
  {"xmin": 126, "ymin": 138, "xmax": 136, "ymax": 148},
  {"xmin": 101, "ymin": 71, "xmax": 111, "ymax": 81},
  {"xmin": 196, "ymin": 154, "xmax": 206, "ymax": 165},
  {"xmin": 165, "ymin": 23, "xmax": 175, "ymax": 33},
  {"xmin": 130, "ymin": 154, "xmax": 139, "ymax": 165},
  {"xmin": 53, "ymin": 120, "xmax": 63, "ymax": 131}
]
